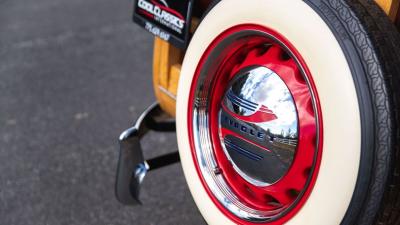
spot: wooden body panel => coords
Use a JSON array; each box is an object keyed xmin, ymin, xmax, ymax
[
  {"xmin": 152, "ymin": 38, "xmax": 183, "ymax": 116},
  {"xmin": 376, "ymin": 0, "xmax": 400, "ymax": 20}
]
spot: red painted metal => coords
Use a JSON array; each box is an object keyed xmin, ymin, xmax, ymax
[
  {"xmin": 221, "ymin": 103, "xmax": 278, "ymax": 123},
  {"xmin": 187, "ymin": 24, "xmax": 323, "ymax": 224}
]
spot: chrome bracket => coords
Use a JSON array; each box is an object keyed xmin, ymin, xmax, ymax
[{"xmin": 115, "ymin": 102, "xmax": 179, "ymax": 205}]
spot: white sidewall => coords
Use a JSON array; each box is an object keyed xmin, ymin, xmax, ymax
[{"xmin": 176, "ymin": 0, "xmax": 361, "ymax": 224}]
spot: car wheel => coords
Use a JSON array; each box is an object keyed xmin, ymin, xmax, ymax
[{"xmin": 176, "ymin": 0, "xmax": 400, "ymax": 224}]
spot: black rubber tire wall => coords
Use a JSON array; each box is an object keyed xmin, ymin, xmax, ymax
[{"xmin": 299, "ymin": 0, "xmax": 400, "ymax": 224}]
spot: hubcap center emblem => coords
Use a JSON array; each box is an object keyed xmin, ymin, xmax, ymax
[{"xmin": 219, "ymin": 66, "xmax": 298, "ymax": 186}]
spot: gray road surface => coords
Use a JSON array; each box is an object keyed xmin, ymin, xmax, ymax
[{"xmin": 0, "ymin": 0, "xmax": 205, "ymax": 224}]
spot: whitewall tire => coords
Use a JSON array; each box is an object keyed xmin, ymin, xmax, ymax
[{"xmin": 176, "ymin": 0, "xmax": 400, "ymax": 224}]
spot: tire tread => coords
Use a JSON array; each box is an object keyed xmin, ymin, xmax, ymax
[{"xmin": 316, "ymin": 0, "xmax": 400, "ymax": 224}]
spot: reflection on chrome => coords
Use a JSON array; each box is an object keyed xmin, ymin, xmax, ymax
[
  {"xmin": 224, "ymin": 66, "xmax": 298, "ymax": 138},
  {"xmin": 220, "ymin": 66, "xmax": 298, "ymax": 186}
]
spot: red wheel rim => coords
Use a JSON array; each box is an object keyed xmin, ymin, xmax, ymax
[{"xmin": 187, "ymin": 24, "xmax": 323, "ymax": 224}]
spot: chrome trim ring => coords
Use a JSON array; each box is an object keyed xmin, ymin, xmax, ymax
[{"xmin": 189, "ymin": 27, "xmax": 321, "ymax": 222}]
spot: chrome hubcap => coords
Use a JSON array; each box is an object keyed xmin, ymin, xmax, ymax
[{"xmin": 219, "ymin": 66, "xmax": 298, "ymax": 186}]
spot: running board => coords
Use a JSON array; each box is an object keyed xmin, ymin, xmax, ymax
[{"xmin": 115, "ymin": 103, "xmax": 179, "ymax": 205}]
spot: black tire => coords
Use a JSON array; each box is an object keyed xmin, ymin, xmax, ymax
[{"xmin": 303, "ymin": 1, "xmax": 400, "ymax": 224}]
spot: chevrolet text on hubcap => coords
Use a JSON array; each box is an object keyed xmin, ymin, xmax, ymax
[
  {"xmin": 188, "ymin": 25, "xmax": 322, "ymax": 223},
  {"xmin": 220, "ymin": 66, "xmax": 297, "ymax": 187}
]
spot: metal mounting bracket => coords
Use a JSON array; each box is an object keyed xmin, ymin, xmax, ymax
[{"xmin": 115, "ymin": 103, "xmax": 179, "ymax": 205}]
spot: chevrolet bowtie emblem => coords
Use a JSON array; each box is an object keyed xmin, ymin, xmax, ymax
[{"xmin": 223, "ymin": 89, "xmax": 277, "ymax": 123}]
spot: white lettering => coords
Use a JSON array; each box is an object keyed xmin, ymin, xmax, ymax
[{"xmin": 137, "ymin": 0, "xmax": 185, "ymax": 31}]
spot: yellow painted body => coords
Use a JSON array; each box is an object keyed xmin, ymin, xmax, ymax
[
  {"xmin": 152, "ymin": 0, "xmax": 400, "ymax": 116},
  {"xmin": 376, "ymin": 0, "xmax": 399, "ymax": 20}
]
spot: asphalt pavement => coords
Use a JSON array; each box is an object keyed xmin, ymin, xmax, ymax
[{"xmin": 0, "ymin": 0, "xmax": 205, "ymax": 224}]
